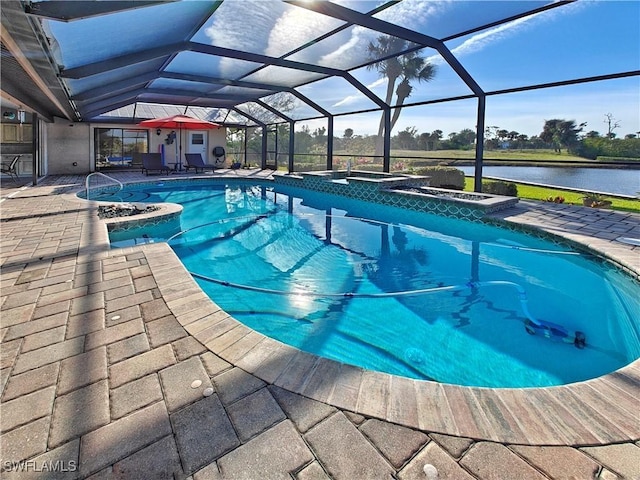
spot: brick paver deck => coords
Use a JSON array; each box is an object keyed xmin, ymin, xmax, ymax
[{"xmin": 1, "ymin": 171, "xmax": 639, "ymax": 479}]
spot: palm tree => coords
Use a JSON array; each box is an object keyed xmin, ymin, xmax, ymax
[
  {"xmin": 367, "ymin": 36, "xmax": 436, "ymax": 157},
  {"xmin": 540, "ymin": 119, "xmax": 585, "ymax": 153}
]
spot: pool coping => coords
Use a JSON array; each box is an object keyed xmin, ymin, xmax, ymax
[
  {"xmin": 64, "ymin": 176, "xmax": 640, "ymax": 446},
  {"xmin": 101, "ymin": 203, "xmax": 183, "ymax": 233}
]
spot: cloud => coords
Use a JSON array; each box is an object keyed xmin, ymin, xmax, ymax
[
  {"xmin": 368, "ymin": 78, "xmax": 386, "ymax": 89},
  {"xmin": 333, "ymin": 95, "xmax": 359, "ymax": 108},
  {"xmin": 333, "ymin": 78, "xmax": 386, "ymax": 107},
  {"xmin": 427, "ymin": 1, "xmax": 588, "ymax": 65},
  {"xmin": 374, "ymin": 0, "xmax": 452, "ymax": 30},
  {"xmin": 204, "ymin": 0, "xmax": 342, "ymax": 76},
  {"xmin": 204, "ymin": 0, "xmax": 277, "ymax": 53},
  {"xmin": 266, "ymin": 4, "xmax": 343, "ymax": 59}
]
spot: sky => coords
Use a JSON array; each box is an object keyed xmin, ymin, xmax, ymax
[
  {"xmin": 47, "ymin": 0, "xmax": 639, "ymax": 139},
  {"xmin": 297, "ymin": 0, "xmax": 640, "ymax": 139}
]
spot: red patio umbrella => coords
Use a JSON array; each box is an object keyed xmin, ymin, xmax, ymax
[{"xmin": 138, "ymin": 115, "xmax": 220, "ymax": 169}]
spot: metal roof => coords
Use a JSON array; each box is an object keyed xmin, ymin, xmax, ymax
[{"xmin": 1, "ymin": 0, "xmax": 638, "ymax": 127}]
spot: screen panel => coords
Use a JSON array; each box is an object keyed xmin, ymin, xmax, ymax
[{"xmin": 190, "ymin": 0, "xmax": 345, "ymax": 57}]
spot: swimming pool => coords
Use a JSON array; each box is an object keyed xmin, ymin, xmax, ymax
[{"xmin": 94, "ymin": 179, "xmax": 640, "ymax": 388}]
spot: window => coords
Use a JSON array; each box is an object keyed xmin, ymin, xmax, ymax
[{"xmin": 94, "ymin": 128, "xmax": 148, "ymax": 169}]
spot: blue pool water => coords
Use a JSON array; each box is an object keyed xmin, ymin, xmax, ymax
[{"xmin": 98, "ymin": 180, "xmax": 640, "ymax": 388}]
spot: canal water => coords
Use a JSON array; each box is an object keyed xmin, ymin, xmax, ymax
[{"xmin": 459, "ymin": 166, "xmax": 639, "ymax": 197}]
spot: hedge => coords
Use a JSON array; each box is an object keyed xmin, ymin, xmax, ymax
[
  {"xmin": 482, "ymin": 180, "xmax": 518, "ymax": 196},
  {"xmin": 414, "ymin": 166, "xmax": 465, "ymax": 190}
]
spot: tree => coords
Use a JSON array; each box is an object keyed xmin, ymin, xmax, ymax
[
  {"xmin": 484, "ymin": 126, "xmax": 500, "ymax": 150},
  {"xmin": 579, "ymin": 135, "xmax": 640, "ymax": 159},
  {"xmin": 429, "ymin": 130, "xmax": 443, "ymax": 150},
  {"xmin": 338, "ymin": 128, "xmax": 355, "ymax": 155},
  {"xmin": 393, "ymin": 126, "xmax": 418, "ymax": 150},
  {"xmin": 496, "ymin": 129, "xmax": 509, "ymax": 145},
  {"xmin": 313, "ymin": 127, "xmax": 326, "ymax": 141},
  {"xmin": 240, "ymin": 92, "xmax": 294, "ymax": 124},
  {"xmin": 445, "ymin": 129, "xmax": 475, "ymax": 149},
  {"xmin": 417, "ymin": 132, "xmax": 429, "ymax": 150},
  {"xmin": 459, "ymin": 128, "xmax": 476, "ymax": 144},
  {"xmin": 516, "ymin": 134, "xmax": 528, "ymax": 149},
  {"xmin": 293, "ymin": 127, "xmax": 313, "ymax": 154},
  {"xmin": 418, "ymin": 129, "xmax": 442, "ymax": 151},
  {"xmin": 603, "ymin": 113, "xmax": 621, "ymax": 140},
  {"xmin": 276, "ymin": 124, "xmax": 291, "ymax": 155},
  {"xmin": 540, "ymin": 119, "xmax": 585, "ymax": 153},
  {"xmin": 367, "ymin": 36, "xmax": 436, "ymax": 157}
]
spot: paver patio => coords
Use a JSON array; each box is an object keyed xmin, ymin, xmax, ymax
[{"xmin": 1, "ymin": 171, "xmax": 639, "ymax": 479}]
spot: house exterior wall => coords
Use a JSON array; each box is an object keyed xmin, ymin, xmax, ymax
[
  {"xmin": 208, "ymin": 128, "xmax": 227, "ymax": 163},
  {"xmin": 44, "ymin": 118, "xmax": 227, "ymax": 174},
  {"xmin": 46, "ymin": 118, "xmax": 91, "ymax": 174},
  {"xmin": 152, "ymin": 127, "xmax": 226, "ymax": 164}
]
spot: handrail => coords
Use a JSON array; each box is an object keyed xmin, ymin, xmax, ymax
[{"xmin": 85, "ymin": 172, "xmax": 123, "ymax": 200}]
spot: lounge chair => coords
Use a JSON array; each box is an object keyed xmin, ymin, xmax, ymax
[
  {"xmin": 141, "ymin": 153, "xmax": 170, "ymax": 175},
  {"xmin": 1, "ymin": 155, "xmax": 21, "ymax": 183},
  {"xmin": 184, "ymin": 153, "xmax": 218, "ymax": 173},
  {"xmin": 131, "ymin": 152, "xmax": 143, "ymax": 171}
]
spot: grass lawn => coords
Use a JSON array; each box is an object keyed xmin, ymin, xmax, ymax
[
  {"xmin": 464, "ymin": 177, "xmax": 640, "ymax": 213},
  {"xmin": 333, "ymin": 148, "xmax": 595, "ymax": 162},
  {"xmin": 391, "ymin": 149, "xmax": 590, "ymax": 162}
]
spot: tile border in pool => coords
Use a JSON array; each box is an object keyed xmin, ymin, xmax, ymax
[
  {"xmin": 66, "ymin": 174, "xmax": 639, "ymax": 445},
  {"xmin": 273, "ymin": 170, "xmax": 519, "ymax": 219},
  {"xmin": 483, "ymin": 215, "xmax": 640, "ymax": 281}
]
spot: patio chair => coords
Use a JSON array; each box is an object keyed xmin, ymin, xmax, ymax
[
  {"xmin": 1, "ymin": 155, "xmax": 21, "ymax": 184},
  {"xmin": 141, "ymin": 153, "xmax": 170, "ymax": 175},
  {"xmin": 131, "ymin": 152, "xmax": 143, "ymax": 171},
  {"xmin": 184, "ymin": 153, "xmax": 218, "ymax": 173}
]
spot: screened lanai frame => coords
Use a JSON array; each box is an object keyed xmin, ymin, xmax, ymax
[{"xmin": 22, "ymin": 0, "xmax": 640, "ymax": 191}]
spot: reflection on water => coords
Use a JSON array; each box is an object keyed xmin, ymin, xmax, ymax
[{"xmin": 103, "ymin": 181, "xmax": 640, "ymax": 387}]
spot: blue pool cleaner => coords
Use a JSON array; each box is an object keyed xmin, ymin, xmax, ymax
[
  {"xmin": 467, "ymin": 281, "xmax": 586, "ymax": 349},
  {"xmin": 524, "ymin": 319, "xmax": 586, "ymax": 348}
]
